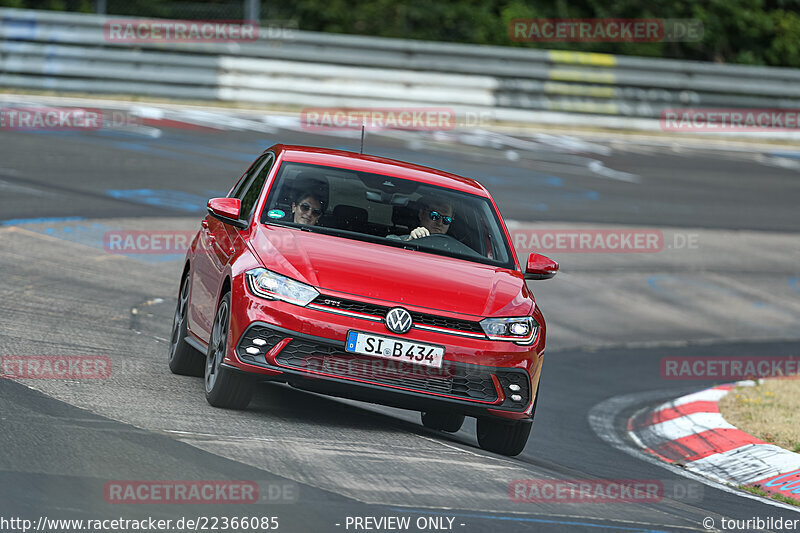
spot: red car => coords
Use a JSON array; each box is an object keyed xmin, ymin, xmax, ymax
[{"xmin": 168, "ymin": 145, "xmax": 558, "ymax": 456}]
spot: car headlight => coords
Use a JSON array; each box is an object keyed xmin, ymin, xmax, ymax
[
  {"xmin": 245, "ymin": 268, "xmax": 319, "ymax": 307},
  {"xmin": 480, "ymin": 316, "xmax": 539, "ymax": 344}
]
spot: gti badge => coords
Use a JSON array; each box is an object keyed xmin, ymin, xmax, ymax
[{"xmin": 385, "ymin": 307, "xmax": 412, "ymax": 334}]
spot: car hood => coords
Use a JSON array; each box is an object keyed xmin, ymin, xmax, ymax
[{"xmin": 249, "ymin": 225, "xmax": 532, "ymax": 317}]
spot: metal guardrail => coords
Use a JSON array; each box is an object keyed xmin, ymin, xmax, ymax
[{"xmin": 3, "ymin": 7, "xmax": 800, "ymax": 121}]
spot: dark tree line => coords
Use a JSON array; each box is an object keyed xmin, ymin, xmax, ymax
[{"xmin": 3, "ymin": 0, "xmax": 799, "ymax": 67}]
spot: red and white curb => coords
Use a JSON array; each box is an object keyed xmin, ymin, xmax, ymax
[{"xmin": 628, "ymin": 381, "xmax": 800, "ymax": 502}]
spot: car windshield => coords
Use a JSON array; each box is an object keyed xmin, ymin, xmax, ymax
[{"xmin": 260, "ymin": 162, "xmax": 515, "ymax": 269}]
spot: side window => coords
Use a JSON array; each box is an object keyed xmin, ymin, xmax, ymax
[
  {"xmin": 239, "ymin": 154, "xmax": 275, "ymax": 221},
  {"xmin": 229, "ymin": 155, "xmax": 267, "ymax": 200}
]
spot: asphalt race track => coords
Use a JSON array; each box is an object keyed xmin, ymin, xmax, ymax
[{"xmin": 1, "ymin": 101, "xmax": 800, "ymax": 533}]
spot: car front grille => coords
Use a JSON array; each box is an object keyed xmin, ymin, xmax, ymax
[
  {"xmin": 314, "ymin": 297, "xmax": 386, "ymax": 316},
  {"xmin": 410, "ymin": 311, "xmax": 484, "ymax": 334},
  {"xmin": 311, "ymin": 296, "xmax": 485, "ymax": 336}
]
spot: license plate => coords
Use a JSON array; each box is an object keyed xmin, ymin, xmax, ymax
[{"xmin": 345, "ymin": 331, "xmax": 444, "ymax": 369}]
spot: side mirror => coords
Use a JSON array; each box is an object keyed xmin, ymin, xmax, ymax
[
  {"xmin": 207, "ymin": 198, "xmax": 246, "ymax": 228},
  {"xmin": 524, "ymin": 252, "xmax": 558, "ymax": 280}
]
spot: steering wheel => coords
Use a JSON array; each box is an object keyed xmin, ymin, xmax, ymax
[{"xmin": 413, "ymin": 233, "xmax": 480, "ymax": 256}]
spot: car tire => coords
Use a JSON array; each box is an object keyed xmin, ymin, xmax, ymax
[
  {"xmin": 168, "ymin": 274, "xmax": 204, "ymax": 376},
  {"xmin": 477, "ymin": 376, "xmax": 541, "ymax": 456},
  {"xmin": 204, "ymin": 291, "xmax": 254, "ymax": 409},
  {"xmin": 476, "ymin": 418, "xmax": 532, "ymax": 456},
  {"xmin": 421, "ymin": 411, "xmax": 465, "ymax": 433}
]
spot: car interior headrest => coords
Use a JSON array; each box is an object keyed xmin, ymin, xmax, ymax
[
  {"xmin": 392, "ymin": 204, "xmax": 418, "ymax": 228},
  {"xmin": 333, "ymin": 205, "xmax": 368, "ymax": 226}
]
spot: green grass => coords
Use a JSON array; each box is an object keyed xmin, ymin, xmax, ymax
[{"xmin": 740, "ymin": 485, "xmax": 800, "ymax": 507}]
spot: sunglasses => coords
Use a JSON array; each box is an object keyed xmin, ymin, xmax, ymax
[
  {"xmin": 429, "ymin": 210, "xmax": 453, "ymax": 225},
  {"xmin": 298, "ymin": 202, "xmax": 323, "ymax": 217}
]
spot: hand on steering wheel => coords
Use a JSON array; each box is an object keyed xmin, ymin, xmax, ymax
[
  {"xmin": 408, "ymin": 227, "xmax": 430, "ymax": 240},
  {"xmin": 404, "ymin": 231, "xmax": 478, "ymax": 257}
]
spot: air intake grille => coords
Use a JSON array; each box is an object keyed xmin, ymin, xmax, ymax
[
  {"xmin": 236, "ymin": 327, "xmax": 287, "ymax": 363},
  {"xmin": 496, "ymin": 370, "xmax": 532, "ymax": 408},
  {"xmin": 238, "ymin": 325, "xmax": 497, "ymax": 402},
  {"xmin": 313, "ymin": 296, "xmax": 485, "ymax": 335}
]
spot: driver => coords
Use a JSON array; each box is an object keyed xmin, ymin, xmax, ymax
[{"xmin": 405, "ymin": 197, "xmax": 455, "ymax": 240}]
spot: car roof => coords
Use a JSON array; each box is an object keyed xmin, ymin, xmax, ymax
[{"xmin": 269, "ymin": 144, "xmax": 491, "ymax": 197}]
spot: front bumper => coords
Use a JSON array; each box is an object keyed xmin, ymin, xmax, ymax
[{"xmin": 225, "ymin": 276, "xmax": 544, "ymax": 420}]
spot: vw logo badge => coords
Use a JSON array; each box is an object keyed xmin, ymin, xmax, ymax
[{"xmin": 385, "ymin": 307, "xmax": 412, "ymax": 334}]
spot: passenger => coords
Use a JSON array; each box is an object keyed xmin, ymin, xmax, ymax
[{"xmin": 292, "ymin": 190, "xmax": 325, "ymax": 226}]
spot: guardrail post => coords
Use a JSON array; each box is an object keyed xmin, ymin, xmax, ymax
[
  {"xmin": 96, "ymin": 0, "xmax": 106, "ymax": 15},
  {"xmin": 245, "ymin": 0, "xmax": 260, "ymax": 23}
]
